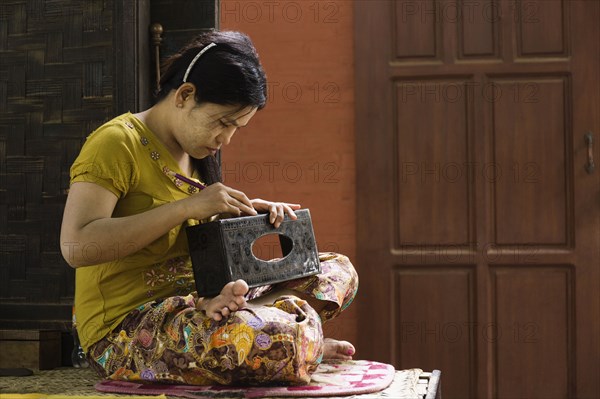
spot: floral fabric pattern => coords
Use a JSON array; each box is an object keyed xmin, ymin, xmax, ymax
[
  {"xmin": 143, "ymin": 256, "xmax": 195, "ymax": 298},
  {"xmin": 88, "ymin": 253, "xmax": 358, "ymax": 386}
]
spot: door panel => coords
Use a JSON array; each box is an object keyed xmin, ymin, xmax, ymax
[
  {"xmin": 355, "ymin": 1, "xmax": 599, "ymax": 398},
  {"xmin": 491, "ymin": 266, "xmax": 573, "ymax": 399},
  {"xmin": 491, "ymin": 78, "xmax": 570, "ymax": 245},
  {"xmin": 516, "ymin": 0, "xmax": 567, "ymax": 56},
  {"xmin": 394, "ymin": 267, "xmax": 476, "ymax": 398},
  {"xmin": 394, "ymin": 80, "xmax": 474, "ymax": 246}
]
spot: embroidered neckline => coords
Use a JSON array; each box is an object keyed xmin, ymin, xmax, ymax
[{"xmin": 124, "ymin": 113, "xmax": 207, "ymax": 195}]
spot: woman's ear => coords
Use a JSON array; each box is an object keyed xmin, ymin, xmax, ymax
[{"xmin": 175, "ymin": 83, "xmax": 197, "ymax": 105}]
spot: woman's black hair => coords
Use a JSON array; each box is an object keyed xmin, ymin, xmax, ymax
[{"xmin": 156, "ymin": 30, "xmax": 267, "ymax": 185}]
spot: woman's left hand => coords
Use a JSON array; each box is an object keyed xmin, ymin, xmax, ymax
[{"xmin": 249, "ymin": 199, "xmax": 301, "ymax": 228}]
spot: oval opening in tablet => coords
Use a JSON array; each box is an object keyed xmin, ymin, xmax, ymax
[{"xmin": 252, "ymin": 233, "xmax": 293, "ymax": 261}]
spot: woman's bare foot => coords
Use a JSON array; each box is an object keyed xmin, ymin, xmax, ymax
[
  {"xmin": 323, "ymin": 338, "xmax": 355, "ymax": 360},
  {"xmin": 197, "ymin": 279, "xmax": 249, "ymax": 321}
]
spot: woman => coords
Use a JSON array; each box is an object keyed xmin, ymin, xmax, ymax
[{"xmin": 60, "ymin": 30, "xmax": 358, "ymax": 386}]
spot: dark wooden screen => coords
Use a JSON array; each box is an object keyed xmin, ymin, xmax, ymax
[
  {"xmin": 148, "ymin": 0, "xmax": 220, "ymax": 109},
  {"xmin": 0, "ymin": 0, "xmax": 216, "ymax": 331}
]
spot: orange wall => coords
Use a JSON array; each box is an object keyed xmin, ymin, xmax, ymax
[{"xmin": 220, "ymin": 0, "xmax": 357, "ymax": 346}]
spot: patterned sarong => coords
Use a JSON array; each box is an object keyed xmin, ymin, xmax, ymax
[{"xmin": 87, "ymin": 252, "xmax": 358, "ymax": 386}]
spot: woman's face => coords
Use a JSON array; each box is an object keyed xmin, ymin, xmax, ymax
[{"xmin": 173, "ymin": 94, "xmax": 257, "ymax": 159}]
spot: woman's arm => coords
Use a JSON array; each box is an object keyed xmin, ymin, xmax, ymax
[{"xmin": 60, "ymin": 181, "xmax": 256, "ymax": 268}]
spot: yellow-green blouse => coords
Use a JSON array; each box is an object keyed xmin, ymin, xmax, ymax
[{"xmin": 71, "ymin": 112, "xmax": 206, "ymax": 351}]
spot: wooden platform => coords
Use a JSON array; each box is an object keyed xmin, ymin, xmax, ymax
[
  {"xmin": 0, "ymin": 366, "xmax": 441, "ymax": 398},
  {"xmin": 0, "ymin": 330, "xmax": 62, "ymax": 370}
]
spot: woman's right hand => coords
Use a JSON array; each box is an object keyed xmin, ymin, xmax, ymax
[{"xmin": 182, "ymin": 183, "xmax": 257, "ymax": 220}]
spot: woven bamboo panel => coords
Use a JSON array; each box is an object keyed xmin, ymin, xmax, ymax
[
  {"xmin": 0, "ymin": 0, "xmax": 115, "ymax": 306},
  {"xmin": 0, "ymin": 0, "xmax": 217, "ymax": 330}
]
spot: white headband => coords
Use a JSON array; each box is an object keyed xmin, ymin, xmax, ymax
[{"xmin": 182, "ymin": 42, "xmax": 217, "ymax": 83}]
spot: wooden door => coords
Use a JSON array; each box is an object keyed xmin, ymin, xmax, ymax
[{"xmin": 355, "ymin": 1, "xmax": 599, "ymax": 398}]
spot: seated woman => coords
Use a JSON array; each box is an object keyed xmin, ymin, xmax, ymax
[{"xmin": 60, "ymin": 30, "xmax": 358, "ymax": 386}]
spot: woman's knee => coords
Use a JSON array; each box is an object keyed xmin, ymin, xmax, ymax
[{"xmin": 319, "ymin": 252, "xmax": 359, "ymax": 290}]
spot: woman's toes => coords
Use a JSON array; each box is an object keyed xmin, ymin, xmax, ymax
[
  {"xmin": 234, "ymin": 295, "xmax": 247, "ymax": 307},
  {"xmin": 340, "ymin": 341, "xmax": 355, "ymax": 356},
  {"xmin": 202, "ymin": 280, "xmax": 250, "ymax": 322},
  {"xmin": 232, "ymin": 279, "xmax": 249, "ymax": 296},
  {"xmin": 324, "ymin": 338, "xmax": 355, "ymax": 359},
  {"xmin": 222, "ymin": 281, "xmax": 235, "ymax": 293},
  {"xmin": 341, "ymin": 345, "xmax": 354, "ymax": 357}
]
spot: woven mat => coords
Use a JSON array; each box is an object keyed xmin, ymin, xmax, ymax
[
  {"xmin": 0, "ymin": 366, "xmax": 423, "ymax": 398},
  {"xmin": 95, "ymin": 360, "xmax": 395, "ymax": 398}
]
